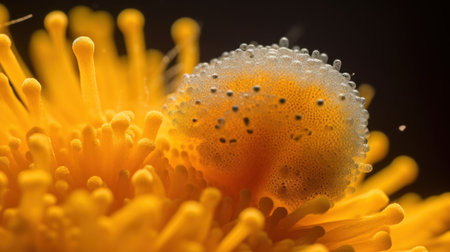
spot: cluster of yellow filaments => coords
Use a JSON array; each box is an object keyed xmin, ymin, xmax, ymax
[{"xmin": 0, "ymin": 4, "xmax": 449, "ymax": 252}]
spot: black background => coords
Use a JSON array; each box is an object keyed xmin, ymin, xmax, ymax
[{"xmin": 3, "ymin": 0, "xmax": 449, "ymax": 198}]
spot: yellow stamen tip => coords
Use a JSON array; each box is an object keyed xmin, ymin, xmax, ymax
[
  {"xmin": 171, "ymin": 17, "xmax": 200, "ymax": 42},
  {"xmin": 181, "ymin": 200, "xmax": 204, "ymax": 219},
  {"xmin": 28, "ymin": 133, "xmax": 47, "ymax": 149},
  {"xmin": 143, "ymin": 111, "xmax": 163, "ymax": 140},
  {"xmin": 200, "ymin": 187, "xmax": 222, "ymax": 208},
  {"xmin": 111, "ymin": 112, "xmax": 131, "ymax": 134},
  {"xmin": 72, "ymin": 36, "xmax": 94, "ymax": 57},
  {"xmin": 28, "ymin": 133, "xmax": 54, "ymax": 171},
  {"xmin": 365, "ymin": 131, "xmax": 389, "ymax": 165},
  {"xmin": 46, "ymin": 205, "xmax": 64, "ymax": 220},
  {"xmin": 117, "ymin": 9, "xmax": 144, "ymax": 32},
  {"xmin": 22, "ymin": 77, "xmax": 41, "ymax": 95},
  {"xmin": 22, "ymin": 78, "xmax": 44, "ymax": 125},
  {"xmin": 43, "ymin": 193, "xmax": 57, "ymax": 206},
  {"xmin": 239, "ymin": 207, "xmax": 265, "ymax": 232},
  {"xmin": 382, "ymin": 203, "xmax": 405, "ymax": 224},
  {"xmin": 0, "ymin": 33, "xmax": 11, "ymax": 50},
  {"xmin": 394, "ymin": 156, "xmax": 419, "ymax": 183},
  {"xmin": 55, "ymin": 166, "xmax": 70, "ymax": 180},
  {"xmin": 137, "ymin": 137, "xmax": 155, "ymax": 150},
  {"xmin": 87, "ymin": 175, "xmax": 104, "ymax": 191},
  {"xmin": 92, "ymin": 187, "xmax": 113, "ymax": 205},
  {"xmin": 92, "ymin": 187, "xmax": 113, "ymax": 213},
  {"xmin": 8, "ymin": 137, "xmax": 21, "ymax": 150},
  {"xmin": 70, "ymin": 138, "xmax": 82, "ymax": 152},
  {"xmin": 132, "ymin": 168, "xmax": 153, "ymax": 195},
  {"xmin": 54, "ymin": 180, "xmax": 69, "ymax": 194},
  {"xmin": 43, "ymin": 11, "xmax": 68, "ymax": 33}
]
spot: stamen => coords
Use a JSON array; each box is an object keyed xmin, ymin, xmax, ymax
[
  {"xmin": 358, "ymin": 84, "xmax": 375, "ymax": 108},
  {"xmin": 18, "ymin": 169, "xmax": 51, "ymax": 224},
  {"xmin": 117, "ymin": 9, "xmax": 147, "ymax": 103},
  {"xmin": 22, "ymin": 78, "xmax": 45, "ymax": 126},
  {"xmin": 92, "ymin": 187, "xmax": 113, "ymax": 215},
  {"xmin": 111, "ymin": 112, "xmax": 131, "ymax": 137},
  {"xmin": 28, "ymin": 133, "xmax": 55, "ymax": 172},
  {"xmin": 215, "ymin": 208, "xmax": 264, "ymax": 252},
  {"xmin": 0, "ymin": 34, "xmax": 27, "ymax": 102},
  {"xmin": 168, "ymin": 165, "xmax": 189, "ymax": 197},
  {"xmin": 423, "ymin": 232, "xmax": 450, "ymax": 251},
  {"xmin": 350, "ymin": 231, "xmax": 391, "ymax": 252},
  {"xmin": 86, "ymin": 175, "xmax": 104, "ymax": 191},
  {"xmin": 8, "ymin": 137, "xmax": 29, "ymax": 169},
  {"xmin": 153, "ymin": 201, "xmax": 204, "ymax": 251},
  {"xmin": 142, "ymin": 111, "xmax": 163, "ymax": 140},
  {"xmin": 0, "ymin": 5, "xmax": 10, "ymax": 32},
  {"xmin": 391, "ymin": 193, "xmax": 450, "ymax": 249},
  {"xmin": 44, "ymin": 11, "xmax": 82, "ymax": 108},
  {"xmin": 171, "ymin": 18, "xmax": 200, "ymax": 77},
  {"xmin": 131, "ymin": 168, "xmax": 154, "ymax": 196},
  {"xmin": 147, "ymin": 49, "xmax": 165, "ymax": 103},
  {"xmin": 54, "ymin": 182, "xmax": 69, "ymax": 200},
  {"xmin": 29, "ymin": 30, "xmax": 80, "ymax": 122},
  {"xmin": 287, "ymin": 226, "xmax": 325, "ymax": 245},
  {"xmin": 43, "ymin": 193, "xmax": 56, "ymax": 207},
  {"xmin": 234, "ymin": 189, "xmax": 252, "ymax": 219},
  {"xmin": 265, "ymin": 207, "xmax": 288, "ymax": 231},
  {"xmin": 276, "ymin": 196, "xmax": 330, "ymax": 232},
  {"xmin": 196, "ymin": 187, "xmax": 222, "ymax": 242},
  {"xmin": 217, "ymin": 196, "xmax": 233, "ymax": 226},
  {"xmin": 403, "ymin": 246, "xmax": 429, "ymax": 252},
  {"xmin": 72, "ymin": 36, "xmax": 104, "ymax": 124},
  {"xmin": 69, "ymin": 7, "xmax": 122, "ymax": 111},
  {"xmin": 358, "ymin": 156, "xmax": 418, "ymax": 195},
  {"xmin": 204, "ymin": 228, "xmax": 224, "ymax": 251},
  {"xmin": 69, "ymin": 138, "xmax": 83, "ymax": 184},
  {"xmin": 300, "ymin": 189, "xmax": 389, "ymax": 225},
  {"xmin": 363, "ymin": 131, "xmax": 389, "ymax": 165},
  {"xmin": 258, "ymin": 197, "xmax": 274, "ymax": 217},
  {"xmin": 0, "ymin": 73, "xmax": 29, "ymax": 128},
  {"xmin": 318, "ymin": 203, "xmax": 404, "ymax": 243},
  {"xmin": 129, "ymin": 138, "xmax": 155, "ymax": 170},
  {"xmin": 55, "ymin": 165, "xmax": 71, "ymax": 180},
  {"xmin": 143, "ymin": 165, "xmax": 166, "ymax": 197},
  {"xmin": 272, "ymin": 239, "xmax": 295, "ymax": 251},
  {"xmin": 312, "ymin": 244, "xmax": 338, "ymax": 252}
]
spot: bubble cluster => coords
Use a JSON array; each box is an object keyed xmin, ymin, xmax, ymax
[{"xmin": 163, "ymin": 38, "xmax": 370, "ymax": 210}]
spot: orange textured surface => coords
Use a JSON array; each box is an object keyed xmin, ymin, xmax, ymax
[{"xmin": 164, "ymin": 43, "xmax": 370, "ymax": 210}]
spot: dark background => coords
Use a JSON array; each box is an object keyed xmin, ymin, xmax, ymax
[{"xmin": 3, "ymin": 1, "xmax": 449, "ymax": 198}]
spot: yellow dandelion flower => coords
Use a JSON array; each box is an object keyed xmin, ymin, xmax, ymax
[{"xmin": 0, "ymin": 4, "xmax": 449, "ymax": 252}]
